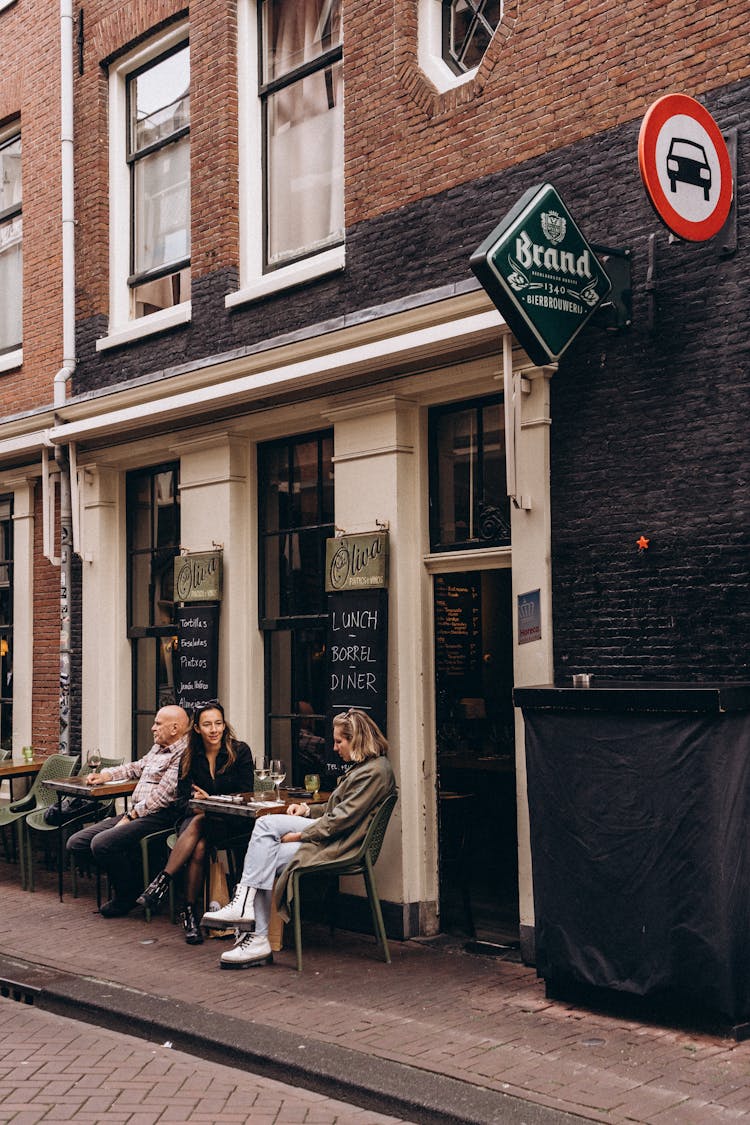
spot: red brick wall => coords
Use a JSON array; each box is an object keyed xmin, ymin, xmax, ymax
[
  {"xmin": 0, "ymin": 0, "xmax": 63, "ymax": 416},
  {"xmin": 345, "ymin": 1, "xmax": 748, "ymax": 226}
]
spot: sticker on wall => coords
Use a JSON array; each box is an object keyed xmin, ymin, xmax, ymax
[{"xmin": 518, "ymin": 589, "xmax": 541, "ymax": 645}]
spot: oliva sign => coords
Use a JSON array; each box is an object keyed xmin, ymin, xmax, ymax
[{"xmin": 470, "ymin": 183, "xmax": 611, "ymax": 366}]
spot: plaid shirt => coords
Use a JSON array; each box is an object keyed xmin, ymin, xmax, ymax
[{"xmin": 106, "ymin": 733, "xmax": 188, "ymax": 818}]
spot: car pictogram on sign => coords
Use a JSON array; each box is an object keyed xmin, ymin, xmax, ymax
[{"xmin": 667, "ymin": 138, "xmax": 711, "ymax": 201}]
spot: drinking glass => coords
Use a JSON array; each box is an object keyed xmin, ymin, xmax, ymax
[
  {"xmin": 22, "ymin": 745, "xmax": 34, "ymax": 764},
  {"xmin": 87, "ymin": 748, "xmax": 102, "ymax": 772},
  {"xmin": 269, "ymin": 759, "xmax": 286, "ymax": 801},
  {"xmin": 304, "ymin": 773, "xmax": 321, "ymax": 801}
]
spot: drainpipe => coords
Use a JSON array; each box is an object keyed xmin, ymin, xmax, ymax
[{"xmin": 56, "ymin": 0, "xmax": 76, "ymax": 755}]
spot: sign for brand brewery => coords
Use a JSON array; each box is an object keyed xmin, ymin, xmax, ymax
[
  {"xmin": 325, "ymin": 532, "xmax": 388, "ymax": 593},
  {"xmin": 470, "ymin": 183, "xmax": 611, "ymax": 366}
]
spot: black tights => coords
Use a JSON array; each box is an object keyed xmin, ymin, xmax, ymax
[{"xmin": 164, "ymin": 813, "xmax": 207, "ymax": 903}]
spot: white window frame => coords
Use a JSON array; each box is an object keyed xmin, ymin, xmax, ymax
[
  {"xmin": 418, "ymin": 0, "xmax": 501, "ymax": 93},
  {"xmin": 227, "ymin": 0, "xmax": 345, "ymax": 311},
  {"xmin": 98, "ymin": 22, "xmax": 191, "ymax": 352},
  {"xmin": 0, "ymin": 122, "xmax": 22, "ymax": 372}
]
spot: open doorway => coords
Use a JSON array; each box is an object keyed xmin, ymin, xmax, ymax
[{"xmin": 434, "ymin": 567, "xmax": 518, "ymax": 947}]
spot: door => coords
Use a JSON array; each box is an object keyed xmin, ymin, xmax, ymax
[{"xmin": 434, "ymin": 567, "xmax": 519, "ymax": 948}]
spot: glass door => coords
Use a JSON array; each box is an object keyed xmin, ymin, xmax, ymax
[{"xmin": 434, "ymin": 567, "xmax": 518, "ymax": 948}]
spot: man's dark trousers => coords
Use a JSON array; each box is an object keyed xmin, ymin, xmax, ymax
[{"xmin": 67, "ymin": 809, "xmax": 177, "ymax": 905}]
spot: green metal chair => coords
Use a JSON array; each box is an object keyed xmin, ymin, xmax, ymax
[
  {"xmin": 288, "ymin": 791, "xmax": 398, "ymax": 971},
  {"xmin": 0, "ymin": 754, "xmax": 78, "ymax": 889},
  {"xmin": 25, "ymin": 756, "xmax": 124, "ymax": 893},
  {"xmin": 140, "ymin": 826, "xmax": 178, "ymax": 921}
]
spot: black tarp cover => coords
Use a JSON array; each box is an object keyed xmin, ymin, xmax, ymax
[{"xmin": 524, "ymin": 710, "xmax": 750, "ymax": 1022}]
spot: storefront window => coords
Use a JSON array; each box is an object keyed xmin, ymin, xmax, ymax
[
  {"xmin": 0, "ymin": 498, "xmax": 13, "ymax": 751},
  {"xmin": 429, "ymin": 395, "xmax": 509, "ymax": 551},
  {"xmin": 259, "ymin": 431, "xmax": 333, "ymax": 785},
  {"xmin": 126, "ymin": 464, "xmax": 180, "ymax": 758}
]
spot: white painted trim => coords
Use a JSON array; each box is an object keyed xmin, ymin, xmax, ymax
[
  {"xmin": 106, "ymin": 22, "xmax": 190, "ymax": 335},
  {"xmin": 225, "ymin": 245, "xmax": 345, "ymax": 308},
  {"xmin": 96, "ymin": 301, "xmax": 192, "ymax": 352},
  {"xmin": 0, "ymin": 349, "xmax": 22, "ymax": 374},
  {"xmin": 52, "ymin": 309, "xmax": 505, "ymax": 444},
  {"xmin": 423, "ymin": 545, "xmax": 512, "ymax": 572},
  {"xmin": 418, "ymin": 0, "xmax": 479, "ymax": 93}
]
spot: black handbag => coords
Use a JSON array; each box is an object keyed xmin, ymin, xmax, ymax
[{"xmin": 43, "ymin": 796, "xmax": 98, "ymax": 825}]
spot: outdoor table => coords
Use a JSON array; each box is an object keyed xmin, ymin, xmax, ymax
[
  {"xmin": 46, "ymin": 776, "xmax": 137, "ymax": 903},
  {"xmin": 0, "ymin": 758, "xmax": 44, "ymax": 802}
]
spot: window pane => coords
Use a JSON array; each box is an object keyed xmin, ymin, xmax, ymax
[
  {"xmin": 0, "ymin": 136, "xmax": 21, "ymax": 213},
  {"xmin": 133, "ymin": 136, "xmax": 190, "ymax": 275},
  {"xmin": 431, "ymin": 399, "xmax": 509, "ymax": 549},
  {"xmin": 266, "ymin": 60, "xmax": 343, "ymax": 265},
  {"xmin": 133, "ymin": 268, "xmax": 190, "ymax": 317},
  {"xmin": 262, "ymin": 0, "xmax": 342, "ymax": 84},
  {"xmin": 264, "ymin": 528, "xmax": 329, "ymax": 618},
  {"xmin": 130, "ymin": 48, "xmax": 190, "ymax": 153},
  {"xmin": 0, "ymin": 217, "xmax": 22, "ymax": 353},
  {"xmin": 154, "ymin": 469, "xmax": 179, "ymax": 547},
  {"xmin": 292, "ymin": 439, "xmax": 321, "ymax": 527}
]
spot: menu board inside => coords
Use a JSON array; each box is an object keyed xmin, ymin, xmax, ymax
[
  {"xmin": 434, "ymin": 574, "xmax": 482, "ymax": 687},
  {"xmin": 176, "ymin": 603, "xmax": 219, "ymax": 712}
]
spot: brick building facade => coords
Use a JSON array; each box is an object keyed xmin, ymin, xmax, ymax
[{"xmin": 1, "ymin": 0, "xmax": 748, "ymax": 958}]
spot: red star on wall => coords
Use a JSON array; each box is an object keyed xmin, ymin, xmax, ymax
[{"xmin": 636, "ymin": 535, "xmax": 650, "ymax": 551}]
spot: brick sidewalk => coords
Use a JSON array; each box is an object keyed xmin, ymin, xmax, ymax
[
  {"xmin": 0, "ymin": 997, "xmax": 412, "ymax": 1123},
  {"xmin": 2, "ymin": 859, "xmax": 750, "ymax": 1123}
]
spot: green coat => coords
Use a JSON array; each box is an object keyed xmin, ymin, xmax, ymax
[{"xmin": 274, "ymin": 754, "xmax": 397, "ymax": 921}]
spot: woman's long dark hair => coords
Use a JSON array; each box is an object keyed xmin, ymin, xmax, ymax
[{"xmin": 180, "ymin": 701, "xmax": 238, "ymax": 779}]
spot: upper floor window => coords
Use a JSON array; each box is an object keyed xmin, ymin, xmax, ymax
[
  {"xmin": 0, "ymin": 130, "xmax": 22, "ymax": 357},
  {"xmin": 127, "ymin": 42, "xmax": 191, "ymax": 318},
  {"xmin": 99, "ymin": 24, "xmax": 191, "ymax": 349},
  {"xmin": 442, "ymin": 0, "xmax": 501, "ymax": 75},
  {"xmin": 260, "ymin": 0, "xmax": 344, "ymax": 270},
  {"xmin": 429, "ymin": 396, "xmax": 510, "ymax": 551},
  {"xmin": 418, "ymin": 0, "xmax": 501, "ymax": 91}
]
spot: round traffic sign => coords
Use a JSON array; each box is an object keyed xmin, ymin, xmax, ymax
[{"xmin": 638, "ymin": 93, "xmax": 733, "ymax": 241}]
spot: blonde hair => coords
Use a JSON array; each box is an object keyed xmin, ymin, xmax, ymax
[{"xmin": 332, "ymin": 709, "xmax": 388, "ymax": 762}]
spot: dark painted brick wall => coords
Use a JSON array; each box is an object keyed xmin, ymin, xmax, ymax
[{"xmin": 74, "ymin": 80, "xmax": 750, "ymax": 681}]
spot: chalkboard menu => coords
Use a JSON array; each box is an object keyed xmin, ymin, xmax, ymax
[
  {"xmin": 176, "ymin": 603, "xmax": 220, "ymax": 712},
  {"xmin": 325, "ymin": 589, "xmax": 388, "ymax": 780},
  {"xmin": 434, "ymin": 574, "xmax": 482, "ymax": 686}
]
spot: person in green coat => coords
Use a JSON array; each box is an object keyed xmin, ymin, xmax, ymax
[{"xmin": 201, "ymin": 709, "xmax": 397, "ymax": 969}]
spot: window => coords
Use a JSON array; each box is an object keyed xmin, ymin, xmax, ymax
[
  {"xmin": 127, "ymin": 464, "xmax": 181, "ymax": 759},
  {"xmin": 260, "ymin": 0, "xmax": 343, "ymax": 269},
  {"xmin": 259, "ymin": 431, "xmax": 334, "ymax": 786},
  {"xmin": 127, "ymin": 42, "xmax": 190, "ymax": 318},
  {"xmin": 429, "ymin": 396, "xmax": 509, "ymax": 551},
  {"xmin": 418, "ymin": 0, "xmax": 501, "ymax": 91},
  {"xmin": 229, "ymin": 1, "xmax": 344, "ymax": 305},
  {"xmin": 0, "ymin": 130, "xmax": 21, "ymax": 359},
  {"xmin": 0, "ymin": 498, "xmax": 13, "ymax": 751},
  {"xmin": 100, "ymin": 25, "xmax": 191, "ymax": 349},
  {"xmin": 442, "ymin": 0, "xmax": 501, "ymax": 75}
]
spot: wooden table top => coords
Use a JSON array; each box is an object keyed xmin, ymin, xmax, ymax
[
  {"xmin": 46, "ymin": 776, "xmax": 137, "ymax": 799},
  {"xmin": 189, "ymin": 790, "xmax": 329, "ymax": 819},
  {"xmin": 0, "ymin": 759, "xmax": 44, "ymax": 778}
]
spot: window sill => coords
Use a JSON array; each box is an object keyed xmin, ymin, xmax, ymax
[
  {"xmin": 96, "ymin": 302, "xmax": 191, "ymax": 352},
  {"xmin": 225, "ymin": 245, "xmax": 345, "ymax": 310},
  {"xmin": 0, "ymin": 348, "xmax": 22, "ymax": 373}
]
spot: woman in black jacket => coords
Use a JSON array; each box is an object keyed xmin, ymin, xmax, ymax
[{"xmin": 138, "ymin": 701, "xmax": 254, "ymax": 942}]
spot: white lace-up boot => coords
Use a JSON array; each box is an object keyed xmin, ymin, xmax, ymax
[
  {"xmin": 201, "ymin": 884, "xmax": 256, "ymax": 931},
  {"xmin": 220, "ymin": 932, "xmax": 273, "ymax": 969}
]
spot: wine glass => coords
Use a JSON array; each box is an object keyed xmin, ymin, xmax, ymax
[
  {"xmin": 269, "ymin": 759, "xmax": 286, "ymax": 801},
  {"xmin": 304, "ymin": 773, "xmax": 321, "ymax": 801},
  {"xmin": 87, "ymin": 748, "xmax": 102, "ymax": 773}
]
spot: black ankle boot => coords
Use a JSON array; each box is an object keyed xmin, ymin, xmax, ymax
[
  {"xmin": 136, "ymin": 870, "xmax": 171, "ymax": 911},
  {"xmin": 182, "ymin": 902, "xmax": 204, "ymax": 945}
]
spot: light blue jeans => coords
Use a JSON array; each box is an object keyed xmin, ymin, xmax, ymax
[{"xmin": 239, "ymin": 814, "xmax": 309, "ymax": 937}]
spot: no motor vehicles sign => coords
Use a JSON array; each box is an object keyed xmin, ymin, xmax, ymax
[{"xmin": 638, "ymin": 93, "xmax": 733, "ymax": 242}]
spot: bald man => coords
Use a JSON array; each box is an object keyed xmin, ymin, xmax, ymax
[{"xmin": 67, "ymin": 705, "xmax": 191, "ymax": 917}]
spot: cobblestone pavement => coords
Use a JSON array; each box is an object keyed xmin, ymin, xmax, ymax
[
  {"xmin": 0, "ymin": 998, "xmax": 412, "ymax": 1124},
  {"xmin": 2, "ymin": 859, "xmax": 750, "ymax": 1123}
]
